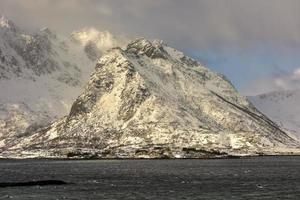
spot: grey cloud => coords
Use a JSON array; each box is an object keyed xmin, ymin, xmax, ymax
[
  {"xmin": 242, "ymin": 68, "xmax": 300, "ymax": 95},
  {"xmin": 2, "ymin": 0, "xmax": 300, "ymax": 95},
  {"xmin": 1, "ymin": 0, "xmax": 300, "ymax": 50}
]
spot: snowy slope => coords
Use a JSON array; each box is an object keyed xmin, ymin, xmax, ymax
[
  {"xmin": 0, "ymin": 15, "xmax": 128, "ymax": 140},
  {"xmin": 2, "ymin": 38, "xmax": 299, "ymax": 158},
  {"xmin": 249, "ymin": 89, "xmax": 300, "ymax": 137}
]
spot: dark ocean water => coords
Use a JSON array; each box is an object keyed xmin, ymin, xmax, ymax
[{"xmin": 0, "ymin": 157, "xmax": 299, "ymax": 200}]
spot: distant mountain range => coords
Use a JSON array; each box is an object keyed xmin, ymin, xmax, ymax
[{"xmin": 250, "ymin": 89, "xmax": 300, "ymax": 138}]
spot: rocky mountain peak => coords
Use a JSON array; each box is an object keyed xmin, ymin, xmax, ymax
[
  {"xmin": 1, "ymin": 37, "xmax": 298, "ymax": 159},
  {"xmin": 126, "ymin": 38, "xmax": 168, "ymax": 59}
]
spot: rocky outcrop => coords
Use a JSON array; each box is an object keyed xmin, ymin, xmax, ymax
[{"xmin": 1, "ymin": 38, "xmax": 299, "ymax": 158}]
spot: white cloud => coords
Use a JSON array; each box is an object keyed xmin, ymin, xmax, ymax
[{"xmin": 243, "ymin": 68, "xmax": 300, "ymax": 95}]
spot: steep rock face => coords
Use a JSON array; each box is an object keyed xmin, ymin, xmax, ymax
[{"xmin": 2, "ymin": 39, "xmax": 299, "ymax": 158}]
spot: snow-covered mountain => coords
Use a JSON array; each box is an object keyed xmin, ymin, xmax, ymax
[
  {"xmin": 249, "ymin": 89, "xmax": 300, "ymax": 137},
  {"xmin": 0, "ymin": 15, "xmax": 128, "ymax": 141},
  {"xmin": 2, "ymin": 38, "xmax": 299, "ymax": 158}
]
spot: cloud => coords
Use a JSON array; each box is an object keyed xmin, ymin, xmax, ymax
[
  {"xmin": 2, "ymin": 0, "xmax": 300, "ymax": 94},
  {"xmin": 242, "ymin": 68, "xmax": 300, "ymax": 95},
  {"xmin": 1, "ymin": 0, "xmax": 300, "ymax": 50}
]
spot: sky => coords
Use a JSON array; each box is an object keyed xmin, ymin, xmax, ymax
[{"xmin": 1, "ymin": 0, "xmax": 300, "ymax": 95}]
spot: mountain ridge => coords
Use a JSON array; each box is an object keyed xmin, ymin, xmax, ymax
[{"xmin": 1, "ymin": 38, "xmax": 299, "ymax": 158}]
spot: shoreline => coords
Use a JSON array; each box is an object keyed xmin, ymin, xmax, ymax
[{"xmin": 1, "ymin": 154, "xmax": 300, "ymax": 161}]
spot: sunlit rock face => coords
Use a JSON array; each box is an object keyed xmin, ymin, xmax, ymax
[{"xmin": 1, "ymin": 38, "xmax": 299, "ymax": 158}]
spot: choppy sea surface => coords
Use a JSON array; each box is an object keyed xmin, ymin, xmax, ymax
[{"xmin": 0, "ymin": 156, "xmax": 299, "ymax": 200}]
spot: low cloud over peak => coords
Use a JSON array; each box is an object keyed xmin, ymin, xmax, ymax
[
  {"xmin": 1, "ymin": 0, "xmax": 300, "ymax": 49},
  {"xmin": 2, "ymin": 0, "xmax": 300, "ymax": 94}
]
